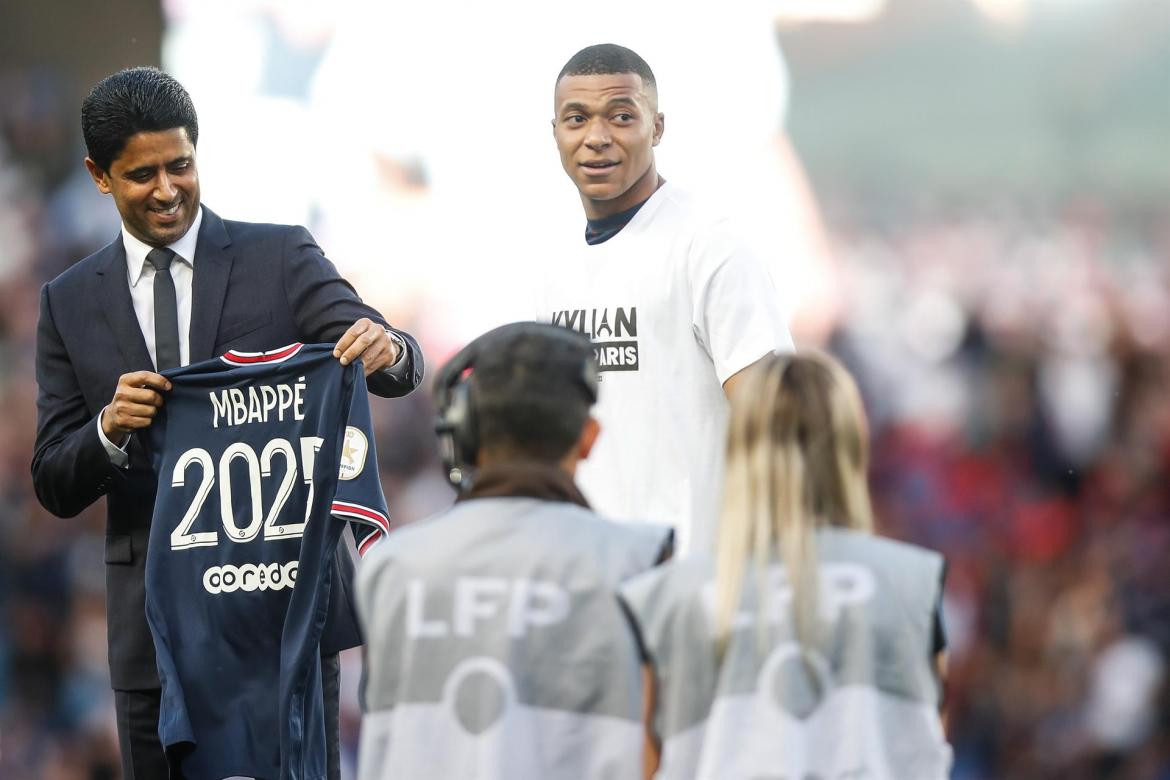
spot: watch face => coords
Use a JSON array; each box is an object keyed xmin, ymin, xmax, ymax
[{"xmin": 384, "ymin": 328, "xmax": 407, "ymax": 363}]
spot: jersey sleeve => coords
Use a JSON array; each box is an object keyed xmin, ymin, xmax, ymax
[
  {"xmin": 328, "ymin": 375, "xmax": 391, "ymax": 558},
  {"xmin": 690, "ymin": 225, "xmax": 794, "ymax": 385}
]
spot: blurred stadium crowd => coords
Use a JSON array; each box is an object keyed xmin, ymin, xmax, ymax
[
  {"xmin": 2, "ymin": 3, "xmax": 1169, "ymax": 779},
  {"xmin": 835, "ymin": 204, "xmax": 1170, "ymax": 778}
]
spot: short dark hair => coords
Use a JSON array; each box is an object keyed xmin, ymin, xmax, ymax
[
  {"xmin": 81, "ymin": 67, "xmax": 199, "ymax": 172},
  {"xmin": 473, "ymin": 325, "xmax": 599, "ymax": 463},
  {"xmin": 557, "ymin": 43, "xmax": 656, "ymax": 90}
]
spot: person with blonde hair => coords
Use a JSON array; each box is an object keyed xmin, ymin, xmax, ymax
[{"xmin": 620, "ymin": 351, "xmax": 952, "ymax": 780}]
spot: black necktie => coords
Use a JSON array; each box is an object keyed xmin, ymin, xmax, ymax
[{"xmin": 147, "ymin": 247, "xmax": 181, "ymax": 370}]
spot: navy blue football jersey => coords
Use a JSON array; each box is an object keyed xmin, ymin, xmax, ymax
[{"xmin": 145, "ymin": 343, "xmax": 389, "ymax": 780}]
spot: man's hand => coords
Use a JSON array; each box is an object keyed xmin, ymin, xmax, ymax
[
  {"xmin": 333, "ymin": 317, "xmax": 400, "ymax": 377},
  {"xmin": 101, "ymin": 371, "xmax": 172, "ymax": 439}
]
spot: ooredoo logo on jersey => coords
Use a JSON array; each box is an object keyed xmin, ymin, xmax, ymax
[{"xmin": 203, "ymin": 561, "xmax": 298, "ymax": 594}]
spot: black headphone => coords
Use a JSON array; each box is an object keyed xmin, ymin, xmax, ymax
[{"xmin": 434, "ymin": 322, "xmax": 600, "ymax": 489}]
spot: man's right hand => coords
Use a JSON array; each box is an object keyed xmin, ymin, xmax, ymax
[{"xmin": 101, "ymin": 371, "xmax": 172, "ymax": 439}]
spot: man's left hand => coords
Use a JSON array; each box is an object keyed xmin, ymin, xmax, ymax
[{"xmin": 334, "ymin": 318, "xmax": 400, "ymax": 377}]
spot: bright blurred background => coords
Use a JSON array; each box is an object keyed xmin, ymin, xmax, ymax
[{"xmin": 1, "ymin": 0, "xmax": 1168, "ymax": 777}]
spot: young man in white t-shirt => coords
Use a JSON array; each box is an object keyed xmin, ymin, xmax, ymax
[{"xmin": 539, "ymin": 43, "xmax": 794, "ymax": 554}]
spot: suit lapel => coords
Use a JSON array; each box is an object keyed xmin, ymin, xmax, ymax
[
  {"xmin": 188, "ymin": 207, "xmax": 235, "ymax": 363},
  {"xmin": 97, "ymin": 238, "xmax": 154, "ymax": 371}
]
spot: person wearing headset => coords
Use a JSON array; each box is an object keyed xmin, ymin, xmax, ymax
[{"xmin": 353, "ymin": 322, "xmax": 672, "ymax": 780}]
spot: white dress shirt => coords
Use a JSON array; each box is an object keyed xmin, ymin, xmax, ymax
[{"xmin": 123, "ymin": 207, "xmax": 202, "ymax": 369}]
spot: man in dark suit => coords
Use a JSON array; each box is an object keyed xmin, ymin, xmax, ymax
[{"xmin": 31, "ymin": 66, "xmax": 423, "ymax": 779}]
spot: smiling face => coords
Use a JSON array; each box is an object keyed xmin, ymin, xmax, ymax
[
  {"xmin": 552, "ymin": 72, "xmax": 664, "ymax": 220},
  {"xmin": 85, "ymin": 127, "xmax": 200, "ymax": 247}
]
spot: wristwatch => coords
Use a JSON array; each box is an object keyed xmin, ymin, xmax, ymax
[{"xmin": 383, "ymin": 326, "xmax": 407, "ymax": 367}]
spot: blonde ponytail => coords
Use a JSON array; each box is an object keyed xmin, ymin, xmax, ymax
[{"xmin": 714, "ymin": 351, "xmax": 873, "ymax": 656}]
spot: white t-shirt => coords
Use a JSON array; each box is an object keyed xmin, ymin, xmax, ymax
[{"xmin": 537, "ymin": 182, "xmax": 792, "ymax": 553}]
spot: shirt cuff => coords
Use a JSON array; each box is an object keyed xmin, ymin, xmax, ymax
[
  {"xmin": 97, "ymin": 408, "xmax": 130, "ymax": 469},
  {"xmin": 380, "ymin": 327, "xmax": 410, "ymax": 381}
]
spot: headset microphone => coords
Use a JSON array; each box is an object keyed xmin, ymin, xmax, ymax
[{"xmin": 433, "ymin": 322, "xmax": 599, "ymax": 490}]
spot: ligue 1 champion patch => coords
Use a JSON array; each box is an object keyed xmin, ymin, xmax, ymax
[{"xmin": 339, "ymin": 426, "xmax": 369, "ymax": 480}]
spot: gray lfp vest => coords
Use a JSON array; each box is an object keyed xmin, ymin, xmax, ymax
[
  {"xmin": 620, "ymin": 527, "xmax": 952, "ymax": 780},
  {"xmin": 356, "ymin": 497, "xmax": 671, "ymax": 780}
]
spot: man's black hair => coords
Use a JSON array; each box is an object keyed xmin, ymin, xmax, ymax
[
  {"xmin": 82, "ymin": 66, "xmax": 199, "ymax": 172},
  {"xmin": 557, "ymin": 43, "xmax": 656, "ymax": 90},
  {"xmin": 473, "ymin": 327, "xmax": 598, "ymax": 463}
]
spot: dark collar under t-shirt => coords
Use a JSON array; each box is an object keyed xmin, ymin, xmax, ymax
[{"xmin": 584, "ymin": 199, "xmax": 650, "ymax": 245}]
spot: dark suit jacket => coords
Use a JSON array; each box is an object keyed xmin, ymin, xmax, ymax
[{"xmin": 32, "ymin": 206, "xmax": 423, "ymax": 690}]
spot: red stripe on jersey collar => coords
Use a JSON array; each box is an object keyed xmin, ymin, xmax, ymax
[{"xmin": 221, "ymin": 343, "xmax": 305, "ymax": 365}]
